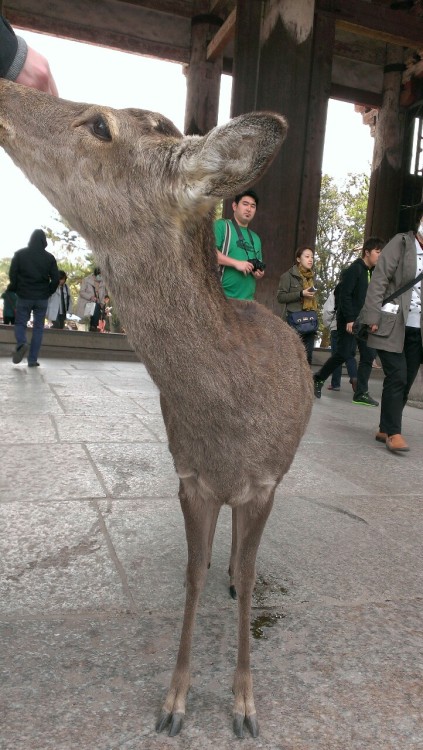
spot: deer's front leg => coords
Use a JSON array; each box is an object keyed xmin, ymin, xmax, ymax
[
  {"xmin": 231, "ymin": 493, "xmax": 274, "ymax": 739},
  {"xmin": 156, "ymin": 481, "xmax": 220, "ymax": 736}
]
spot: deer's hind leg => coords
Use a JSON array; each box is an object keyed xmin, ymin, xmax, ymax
[
  {"xmin": 156, "ymin": 479, "xmax": 221, "ymax": 737},
  {"xmin": 231, "ymin": 490, "xmax": 275, "ymax": 738}
]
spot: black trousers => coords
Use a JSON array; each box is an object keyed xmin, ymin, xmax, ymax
[
  {"xmin": 299, "ymin": 330, "xmax": 315, "ymax": 366},
  {"xmin": 376, "ymin": 326, "xmax": 423, "ymax": 436},
  {"xmin": 315, "ymin": 323, "xmax": 375, "ymax": 395},
  {"xmin": 51, "ymin": 313, "xmax": 66, "ymax": 329}
]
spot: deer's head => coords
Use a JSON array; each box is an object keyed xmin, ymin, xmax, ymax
[{"xmin": 0, "ymin": 81, "xmax": 287, "ymax": 244}]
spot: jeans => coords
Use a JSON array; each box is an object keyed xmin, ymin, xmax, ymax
[
  {"xmin": 329, "ymin": 329, "xmax": 358, "ymax": 388},
  {"xmin": 15, "ymin": 297, "xmax": 48, "ymax": 364},
  {"xmin": 315, "ymin": 323, "xmax": 375, "ymax": 396},
  {"xmin": 377, "ymin": 327, "xmax": 423, "ymax": 436}
]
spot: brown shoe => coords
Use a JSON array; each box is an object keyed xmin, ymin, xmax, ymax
[
  {"xmin": 386, "ymin": 434, "xmax": 410, "ymax": 452},
  {"xmin": 375, "ymin": 431, "xmax": 388, "ymax": 443}
]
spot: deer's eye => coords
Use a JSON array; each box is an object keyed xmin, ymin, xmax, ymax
[{"xmin": 88, "ymin": 116, "xmax": 112, "ymax": 141}]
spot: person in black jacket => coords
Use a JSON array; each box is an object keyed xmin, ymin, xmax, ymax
[
  {"xmin": 0, "ymin": 14, "xmax": 58, "ymax": 94},
  {"xmin": 313, "ymin": 236, "xmax": 385, "ymax": 405},
  {"xmin": 8, "ymin": 229, "xmax": 59, "ymax": 366}
]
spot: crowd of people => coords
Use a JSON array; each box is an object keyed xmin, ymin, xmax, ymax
[
  {"xmin": 214, "ymin": 189, "xmax": 423, "ymax": 455},
  {"xmin": 1, "ymin": 227, "xmax": 114, "ymax": 366}
]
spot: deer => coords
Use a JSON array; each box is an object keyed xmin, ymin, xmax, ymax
[{"xmin": 0, "ymin": 79, "xmax": 313, "ymax": 739}]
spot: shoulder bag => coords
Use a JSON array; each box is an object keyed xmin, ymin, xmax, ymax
[{"xmin": 353, "ymin": 268, "xmax": 423, "ymax": 342}]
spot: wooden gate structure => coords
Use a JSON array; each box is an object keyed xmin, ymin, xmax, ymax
[{"xmin": 3, "ymin": 0, "xmax": 423, "ymax": 307}]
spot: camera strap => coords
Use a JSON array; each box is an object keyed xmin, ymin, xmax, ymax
[{"xmin": 231, "ymin": 219, "xmax": 255, "ymax": 256}]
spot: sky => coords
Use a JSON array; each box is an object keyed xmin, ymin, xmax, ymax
[{"xmin": 0, "ymin": 29, "xmax": 375, "ymax": 260}]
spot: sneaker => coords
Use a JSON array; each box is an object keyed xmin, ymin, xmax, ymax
[
  {"xmin": 313, "ymin": 378, "xmax": 324, "ymax": 399},
  {"xmin": 352, "ymin": 392, "xmax": 379, "ymax": 407},
  {"xmin": 28, "ymin": 362, "xmax": 40, "ymax": 367},
  {"xmin": 386, "ymin": 434, "xmax": 409, "ymax": 452},
  {"xmin": 327, "ymin": 385, "xmax": 340, "ymax": 391},
  {"xmin": 12, "ymin": 343, "xmax": 28, "ymax": 364}
]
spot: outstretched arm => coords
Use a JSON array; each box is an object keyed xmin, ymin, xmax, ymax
[{"xmin": 0, "ymin": 15, "xmax": 58, "ymax": 95}]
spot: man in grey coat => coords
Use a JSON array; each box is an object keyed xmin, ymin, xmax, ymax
[{"xmin": 361, "ymin": 203, "xmax": 423, "ymax": 453}]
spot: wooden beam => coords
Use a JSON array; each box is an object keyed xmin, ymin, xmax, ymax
[
  {"xmin": 207, "ymin": 7, "xmax": 236, "ymax": 60},
  {"xmin": 209, "ymin": 0, "xmax": 236, "ymax": 16},
  {"xmin": 330, "ymin": 83, "xmax": 383, "ymax": 109},
  {"xmin": 7, "ymin": 10, "xmax": 191, "ymax": 64},
  {"xmin": 106, "ymin": 0, "xmax": 193, "ymax": 17},
  {"xmin": 317, "ymin": 0, "xmax": 423, "ymax": 49}
]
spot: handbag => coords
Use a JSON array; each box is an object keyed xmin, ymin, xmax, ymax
[
  {"xmin": 353, "ymin": 269, "xmax": 423, "ymax": 342},
  {"xmin": 287, "ymin": 309, "xmax": 318, "ymax": 334},
  {"xmin": 84, "ymin": 301, "xmax": 96, "ymax": 317}
]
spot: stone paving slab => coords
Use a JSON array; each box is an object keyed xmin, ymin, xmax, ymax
[{"xmin": 1, "ymin": 357, "xmax": 423, "ymax": 750}]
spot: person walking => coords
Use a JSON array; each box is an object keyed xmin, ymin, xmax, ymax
[
  {"xmin": 322, "ymin": 286, "xmax": 358, "ymax": 391},
  {"xmin": 360, "ymin": 203, "xmax": 423, "ymax": 453},
  {"xmin": 46, "ymin": 270, "xmax": 72, "ymax": 328},
  {"xmin": 277, "ymin": 246, "xmax": 318, "ymax": 365},
  {"xmin": 8, "ymin": 228, "xmax": 59, "ymax": 367},
  {"xmin": 313, "ymin": 237, "xmax": 385, "ymax": 405},
  {"xmin": 214, "ymin": 190, "xmax": 265, "ymax": 301}
]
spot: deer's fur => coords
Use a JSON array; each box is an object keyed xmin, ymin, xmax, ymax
[{"xmin": 0, "ymin": 80, "xmax": 313, "ymax": 738}]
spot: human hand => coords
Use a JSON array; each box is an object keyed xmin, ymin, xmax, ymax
[
  {"xmin": 234, "ymin": 259, "xmax": 254, "ymax": 275},
  {"xmin": 369, "ymin": 324, "xmax": 378, "ymax": 333},
  {"xmin": 302, "ymin": 287, "xmax": 315, "ymax": 298},
  {"xmin": 346, "ymin": 321, "xmax": 354, "ymax": 334},
  {"xmin": 15, "ymin": 45, "xmax": 58, "ymax": 95},
  {"xmin": 252, "ymin": 269, "xmax": 265, "ymax": 280}
]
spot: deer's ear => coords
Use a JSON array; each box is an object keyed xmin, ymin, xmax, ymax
[{"xmin": 179, "ymin": 112, "xmax": 288, "ymax": 206}]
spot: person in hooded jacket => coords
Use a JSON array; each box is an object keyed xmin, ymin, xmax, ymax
[{"xmin": 8, "ymin": 229, "xmax": 59, "ymax": 366}]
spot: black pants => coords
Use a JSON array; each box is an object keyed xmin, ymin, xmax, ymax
[
  {"xmin": 315, "ymin": 323, "xmax": 375, "ymax": 396},
  {"xmin": 90, "ymin": 302, "xmax": 101, "ymax": 329},
  {"xmin": 376, "ymin": 327, "xmax": 423, "ymax": 436},
  {"xmin": 299, "ymin": 331, "xmax": 315, "ymax": 366},
  {"xmin": 51, "ymin": 313, "xmax": 66, "ymax": 329}
]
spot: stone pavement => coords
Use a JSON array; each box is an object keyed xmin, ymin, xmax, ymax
[{"xmin": 1, "ymin": 357, "xmax": 423, "ymax": 750}]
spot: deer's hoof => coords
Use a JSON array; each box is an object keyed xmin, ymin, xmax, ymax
[
  {"xmin": 156, "ymin": 710, "xmax": 184, "ymax": 736},
  {"xmin": 233, "ymin": 712, "xmax": 259, "ymax": 738},
  {"xmin": 229, "ymin": 584, "xmax": 237, "ymax": 600}
]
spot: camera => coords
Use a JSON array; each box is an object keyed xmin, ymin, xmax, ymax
[{"xmin": 250, "ymin": 258, "xmax": 266, "ymax": 272}]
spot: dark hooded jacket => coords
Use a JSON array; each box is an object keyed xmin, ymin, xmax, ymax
[{"xmin": 8, "ymin": 229, "xmax": 60, "ymax": 299}]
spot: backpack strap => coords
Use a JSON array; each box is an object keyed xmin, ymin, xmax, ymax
[{"xmin": 219, "ymin": 220, "xmax": 231, "ymax": 280}]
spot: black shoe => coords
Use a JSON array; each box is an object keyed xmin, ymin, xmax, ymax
[
  {"xmin": 28, "ymin": 362, "xmax": 40, "ymax": 367},
  {"xmin": 313, "ymin": 378, "xmax": 324, "ymax": 399},
  {"xmin": 352, "ymin": 392, "xmax": 379, "ymax": 407},
  {"xmin": 12, "ymin": 343, "xmax": 28, "ymax": 364}
]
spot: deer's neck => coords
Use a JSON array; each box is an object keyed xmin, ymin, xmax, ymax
[{"xmin": 104, "ymin": 224, "xmax": 229, "ymax": 396}]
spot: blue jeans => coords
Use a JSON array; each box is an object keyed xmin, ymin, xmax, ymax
[{"xmin": 15, "ymin": 297, "xmax": 48, "ymax": 364}]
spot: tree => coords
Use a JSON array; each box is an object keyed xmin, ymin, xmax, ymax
[{"xmin": 314, "ymin": 172, "xmax": 369, "ymax": 345}]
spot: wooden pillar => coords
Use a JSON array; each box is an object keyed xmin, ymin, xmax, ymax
[
  {"xmin": 229, "ymin": 0, "xmax": 332, "ymax": 311},
  {"xmin": 184, "ymin": 13, "xmax": 223, "ymax": 135},
  {"xmin": 365, "ymin": 46, "xmax": 406, "ymax": 242}
]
